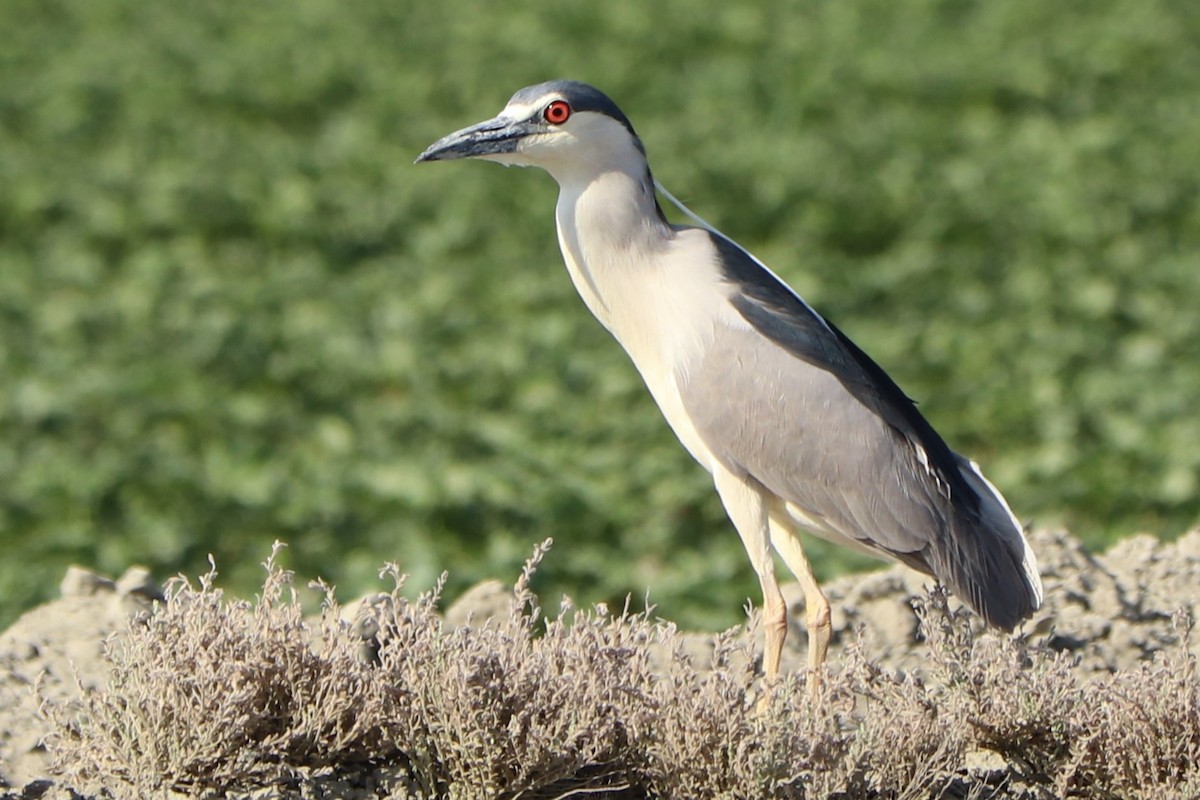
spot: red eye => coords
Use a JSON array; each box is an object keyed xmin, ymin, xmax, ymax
[{"xmin": 543, "ymin": 100, "xmax": 571, "ymax": 125}]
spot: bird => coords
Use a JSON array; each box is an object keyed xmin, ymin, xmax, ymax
[{"xmin": 416, "ymin": 80, "xmax": 1043, "ymax": 687}]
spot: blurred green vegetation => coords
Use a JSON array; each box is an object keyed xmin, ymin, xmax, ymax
[{"xmin": 1, "ymin": 0, "xmax": 1198, "ymax": 630}]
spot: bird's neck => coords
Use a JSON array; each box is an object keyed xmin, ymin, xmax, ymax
[{"xmin": 553, "ymin": 164, "xmax": 672, "ymax": 328}]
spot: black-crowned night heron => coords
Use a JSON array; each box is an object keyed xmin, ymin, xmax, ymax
[{"xmin": 416, "ymin": 80, "xmax": 1043, "ymax": 685}]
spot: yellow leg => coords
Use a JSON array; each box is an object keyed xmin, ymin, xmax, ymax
[
  {"xmin": 760, "ymin": 568, "xmax": 788, "ymax": 680},
  {"xmin": 713, "ymin": 467, "xmax": 787, "ymax": 680},
  {"xmin": 769, "ymin": 513, "xmax": 831, "ymax": 700}
]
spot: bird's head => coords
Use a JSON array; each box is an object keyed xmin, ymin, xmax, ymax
[{"xmin": 415, "ymin": 80, "xmax": 648, "ymax": 181}]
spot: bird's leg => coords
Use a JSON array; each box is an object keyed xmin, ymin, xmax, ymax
[
  {"xmin": 760, "ymin": 569, "xmax": 788, "ymax": 680},
  {"xmin": 801, "ymin": 579, "xmax": 832, "ymax": 689},
  {"xmin": 769, "ymin": 516, "xmax": 832, "ymax": 701},
  {"xmin": 712, "ymin": 467, "xmax": 786, "ymax": 682}
]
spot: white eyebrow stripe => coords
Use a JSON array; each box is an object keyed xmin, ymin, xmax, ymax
[{"xmin": 502, "ymin": 99, "xmax": 548, "ymax": 120}]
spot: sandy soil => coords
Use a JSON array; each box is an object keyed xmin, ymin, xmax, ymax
[{"xmin": 2, "ymin": 527, "xmax": 1199, "ymax": 798}]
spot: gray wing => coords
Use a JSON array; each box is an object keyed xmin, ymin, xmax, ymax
[
  {"xmin": 678, "ymin": 231, "xmax": 1040, "ymax": 629},
  {"xmin": 680, "ymin": 314, "xmax": 944, "ymax": 563},
  {"xmin": 683, "ymin": 231, "xmax": 970, "ymax": 561}
]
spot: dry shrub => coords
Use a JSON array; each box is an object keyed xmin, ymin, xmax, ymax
[
  {"xmin": 366, "ymin": 539, "xmax": 657, "ymax": 797},
  {"xmin": 46, "ymin": 544, "xmax": 396, "ymax": 794},
  {"xmin": 40, "ymin": 547, "xmax": 1200, "ymax": 799},
  {"xmin": 48, "ymin": 540, "xmax": 661, "ymax": 799},
  {"xmin": 918, "ymin": 588, "xmax": 1080, "ymax": 787},
  {"xmin": 920, "ymin": 590, "xmax": 1200, "ymax": 799},
  {"xmin": 834, "ymin": 643, "xmax": 965, "ymax": 800},
  {"xmin": 643, "ymin": 622, "xmax": 838, "ymax": 798},
  {"xmin": 1059, "ymin": 612, "xmax": 1200, "ymax": 799},
  {"xmin": 646, "ymin": 627, "xmax": 962, "ymax": 799}
]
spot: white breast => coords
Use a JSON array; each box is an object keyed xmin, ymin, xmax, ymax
[{"xmin": 555, "ymin": 177, "xmax": 741, "ymax": 472}]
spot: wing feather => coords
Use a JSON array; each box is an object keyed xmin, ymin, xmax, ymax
[{"xmin": 678, "ymin": 319, "xmax": 941, "ymax": 561}]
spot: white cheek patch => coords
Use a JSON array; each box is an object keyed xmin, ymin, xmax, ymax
[
  {"xmin": 480, "ymin": 151, "xmax": 532, "ymax": 168},
  {"xmin": 516, "ymin": 132, "xmax": 556, "ymax": 150}
]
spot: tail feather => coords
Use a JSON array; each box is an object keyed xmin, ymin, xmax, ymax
[{"xmin": 931, "ymin": 457, "xmax": 1042, "ymax": 631}]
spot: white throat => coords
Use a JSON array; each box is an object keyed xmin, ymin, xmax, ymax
[
  {"xmin": 552, "ymin": 160, "xmax": 671, "ymax": 330},
  {"xmin": 546, "ymin": 153, "xmax": 726, "ymax": 470}
]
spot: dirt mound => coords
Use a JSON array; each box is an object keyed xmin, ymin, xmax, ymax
[{"xmin": 2, "ymin": 528, "xmax": 1199, "ymax": 798}]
